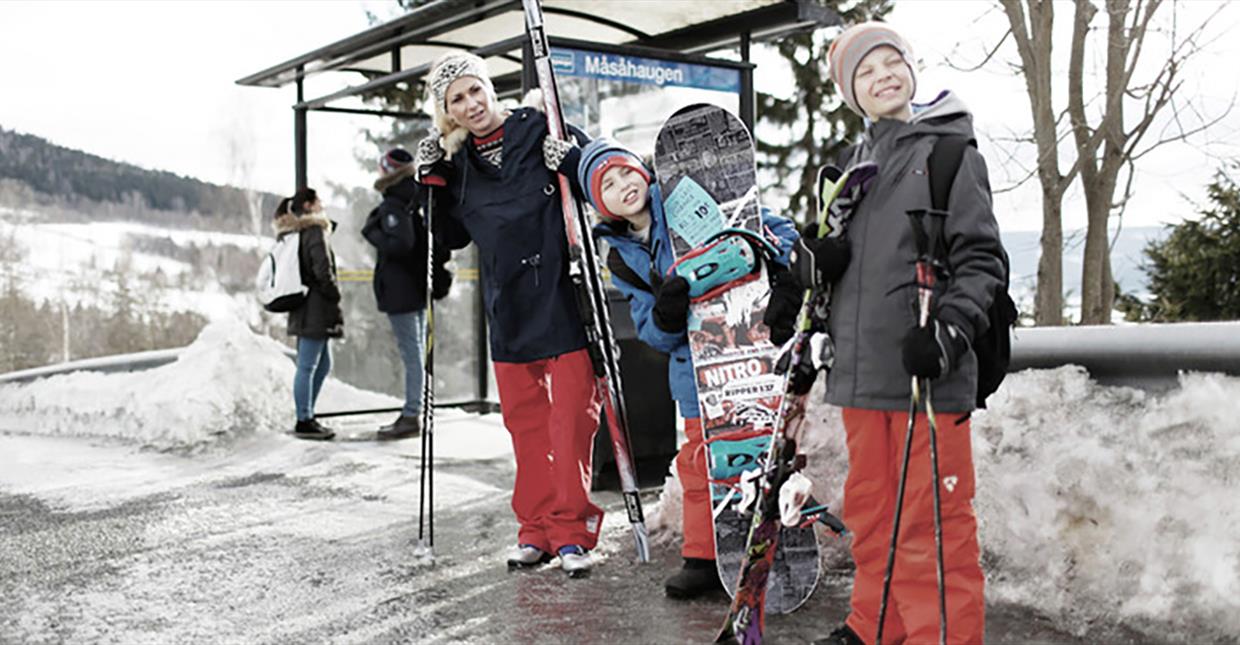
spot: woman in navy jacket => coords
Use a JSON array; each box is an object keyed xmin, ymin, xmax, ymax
[{"xmin": 414, "ymin": 51, "xmax": 599, "ymax": 576}]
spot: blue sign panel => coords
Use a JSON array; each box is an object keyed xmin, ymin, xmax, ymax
[{"xmin": 551, "ymin": 47, "xmax": 741, "ymax": 93}]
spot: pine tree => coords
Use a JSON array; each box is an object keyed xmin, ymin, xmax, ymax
[{"xmin": 1119, "ymin": 168, "xmax": 1240, "ymax": 322}]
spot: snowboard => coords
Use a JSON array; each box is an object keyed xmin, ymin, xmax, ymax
[{"xmin": 654, "ymin": 103, "xmax": 820, "ymax": 615}]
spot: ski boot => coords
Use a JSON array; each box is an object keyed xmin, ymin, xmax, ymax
[
  {"xmin": 506, "ymin": 544, "xmax": 553, "ymax": 569},
  {"xmin": 377, "ymin": 414, "xmax": 421, "ymax": 440},
  {"xmin": 664, "ymin": 558, "xmax": 724, "ymax": 599},
  {"xmin": 557, "ymin": 545, "xmax": 592, "ymax": 578}
]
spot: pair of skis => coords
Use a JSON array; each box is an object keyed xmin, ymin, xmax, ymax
[{"xmin": 521, "ymin": 0, "xmax": 650, "ymax": 563}]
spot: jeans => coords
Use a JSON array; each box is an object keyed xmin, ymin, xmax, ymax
[
  {"xmin": 388, "ymin": 309, "xmax": 427, "ymax": 417},
  {"xmin": 294, "ymin": 336, "xmax": 332, "ymax": 421}
]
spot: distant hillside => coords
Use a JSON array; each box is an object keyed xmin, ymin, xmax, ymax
[{"xmin": 0, "ymin": 127, "xmax": 280, "ymax": 224}]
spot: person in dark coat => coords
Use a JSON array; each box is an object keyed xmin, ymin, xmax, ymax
[
  {"xmin": 413, "ymin": 51, "xmax": 600, "ymax": 576},
  {"xmin": 362, "ymin": 148, "xmax": 453, "ymax": 440},
  {"xmin": 275, "ymin": 188, "xmax": 343, "ymax": 441}
]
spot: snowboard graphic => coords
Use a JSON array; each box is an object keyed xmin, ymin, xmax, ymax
[{"xmin": 654, "ymin": 103, "xmax": 821, "ymax": 615}]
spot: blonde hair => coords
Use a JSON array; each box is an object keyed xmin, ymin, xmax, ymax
[{"xmin": 428, "ymin": 52, "xmax": 498, "ymax": 156}]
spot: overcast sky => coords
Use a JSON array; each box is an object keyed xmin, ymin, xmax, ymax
[{"xmin": 1, "ymin": 0, "xmax": 1236, "ymax": 233}]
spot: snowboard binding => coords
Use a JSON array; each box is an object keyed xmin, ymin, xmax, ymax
[{"xmin": 668, "ymin": 228, "xmax": 781, "ymax": 303}]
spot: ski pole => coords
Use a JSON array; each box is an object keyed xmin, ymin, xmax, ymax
[{"xmin": 418, "ymin": 182, "xmax": 437, "ymax": 554}]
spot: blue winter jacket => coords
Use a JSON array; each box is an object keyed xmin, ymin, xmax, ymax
[
  {"xmin": 594, "ymin": 184, "xmax": 798, "ymax": 419},
  {"xmin": 433, "ymin": 107, "xmax": 590, "ymax": 363}
]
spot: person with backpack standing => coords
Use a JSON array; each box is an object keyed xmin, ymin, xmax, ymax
[
  {"xmin": 412, "ymin": 51, "xmax": 604, "ymax": 577},
  {"xmin": 277, "ymin": 187, "xmax": 344, "ymax": 442},
  {"xmin": 789, "ymin": 22, "xmax": 1007, "ymax": 645},
  {"xmin": 362, "ymin": 148, "xmax": 453, "ymax": 440}
]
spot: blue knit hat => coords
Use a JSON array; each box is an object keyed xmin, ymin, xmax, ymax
[{"xmin": 576, "ymin": 138, "xmax": 651, "ymax": 220}]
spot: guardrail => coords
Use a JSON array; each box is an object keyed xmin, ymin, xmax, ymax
[
  {"xmin": 1009, "ymin": 321, "xmax": 1240, "ymax": 390},
  {"xmin": 5, "ymin": 322, "xmax": 1238, "ymax": 392}
]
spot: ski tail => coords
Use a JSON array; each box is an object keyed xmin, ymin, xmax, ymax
[{"xmin": 522, "ymin": 0, "xmax": 649, "ymax": 563}]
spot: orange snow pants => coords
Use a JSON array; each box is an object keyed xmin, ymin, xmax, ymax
[
  {"xmin": 493, "ymin": 349, "xmax": 604, "ymax": 553},
  {"xmin": 675, "ymin": 417, "xmax": 714, "ymax": 559},
  {"xmin": 841, "ymin": 407, "xmax": 985, "ymax": 645}
]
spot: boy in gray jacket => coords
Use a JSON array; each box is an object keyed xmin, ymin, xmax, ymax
[{"xmin": 795, "ymin": 22, "xmax": 1006, "ymax": 645}]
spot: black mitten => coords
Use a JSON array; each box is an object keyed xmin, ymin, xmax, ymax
[
  {"xmin": 762, "ymin": 264, "xmax": 802, "ymax": 346},
  {"xmin": 791, "ymin": 224, "xmax": 851, "ymax": 290},
  {"xmin": 431, "ymin": 266, "xmax": 453, "ymax": 300},
  {"xmin": 901, "ymin": 320, "xmax": 969, "ymax": 379},
  {"xmin": 652, "ymin": 276, "xmax": 691, "ymax": 333}
]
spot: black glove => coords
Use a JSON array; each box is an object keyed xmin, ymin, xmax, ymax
[
  {"xmin": 431, "ymin": 266, "xmax": 453, "ymax": 300},
  {"xmin": 763, "ymin": 265, "xmax": 802, "ymax": 346},
  {"xmin": 901, "ymin": 320, "xmax": 969, "ymax": 379},
  {"xmin": 791, "ymin": 224, "xmax": 851, "ymax": 290},
  {"xmin": 652, "ymin": 276, "xmax": 691, "ymax": 333}
]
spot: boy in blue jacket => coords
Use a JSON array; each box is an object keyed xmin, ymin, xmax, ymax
[{"xmin": 581, "ymin": 139, "xmax": 801, "ymax": 599}]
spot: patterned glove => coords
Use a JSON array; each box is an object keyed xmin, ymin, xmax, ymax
[
  {"xmin": 542, "ymin": 136, "xmax": 575, "ymax": 173},
  {"xmin": 415, "ymin": 129, "xmax": 448, "ymax": 186}
]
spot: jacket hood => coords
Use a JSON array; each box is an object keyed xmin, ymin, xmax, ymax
[
  {"xmin": 374, "ymin": 163, "xmax": 416, "ymax": 193},
  {"xmin": 864, "ymin": 89, "xmax": 975, "ymax": 150},
  {"xmin": 274, "ymin": 212, "xmax": 332, "ymax": 236}
]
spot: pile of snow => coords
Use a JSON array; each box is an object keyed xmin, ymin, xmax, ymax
[
  {"xmin": 0, "ymin": 320, "xmax": 396, "ymax": 450},
  {"xmin": 647, "ymin": 367, "xmax": 1240, "ymax": 641},
  {"xmin": 974, "ymin": 366, "xmax": 1240, "ymax": 640}
]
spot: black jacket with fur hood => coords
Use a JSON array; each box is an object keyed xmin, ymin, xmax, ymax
[{"xmin": 275, "ymin": 212, "xmax": 344, "ymax": 339}]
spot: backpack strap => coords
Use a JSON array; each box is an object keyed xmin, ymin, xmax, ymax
[
  {"xmin": 928, "ymin": 135, "xmax": 973, "ymax": 212},
  {"xmin": 606, "ymin": 247, "xmax": 652, "ymax": 293}
]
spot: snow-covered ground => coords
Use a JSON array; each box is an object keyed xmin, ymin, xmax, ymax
[{"xmin": 1, "ymin": 322, "xmax": 1237, "ymax": 642}]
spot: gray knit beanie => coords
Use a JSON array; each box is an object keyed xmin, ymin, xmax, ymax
[{"xmin": 827, "ymin": 22, "xmax": 917, "ymax": 117}]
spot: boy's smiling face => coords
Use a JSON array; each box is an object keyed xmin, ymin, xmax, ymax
[
  {"xmin": 853, "ymin": 45, "xmax": 914, "ymax": 122},
  {"xmin": 599, "ymin": 165, "xmax": 649, "ymax": 221}
]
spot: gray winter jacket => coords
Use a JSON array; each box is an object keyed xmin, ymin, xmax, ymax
[{"xmin": 825, "ymin": 92, "xmax": 1005, "ymax": 413}]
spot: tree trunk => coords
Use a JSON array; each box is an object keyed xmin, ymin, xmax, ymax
[
  {"xmin": 1079, "ymin": 182, "xmax": 1114, "ymax": 324},
  {"xmin": 1035, "ymin": 194, "xmax": 1065, "ymax": 325}
]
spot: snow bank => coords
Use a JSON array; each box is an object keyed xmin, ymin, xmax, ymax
[
  {"xmin": 974, "ymin": 366, "xmax": 1240, "ymax": 640},
  {"xmin": 647, "ymin": 367, "xmax": 1240, "ymax": 641},
  {"xmin": 0, "ymin": 320, "xmax": 396, "ymax": 450}
]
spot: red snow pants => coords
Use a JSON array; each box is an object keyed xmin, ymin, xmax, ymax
[
  {"xmin": 493, "ymin": 348, "xmax": 604, "ymax": 552},
  {"xmin": 675, "ymin": 417, "xmax": 714, "ymax": 559},
  {"xmin": 841, "ymin": 408, "xmax": 985, "ymax": 645}
]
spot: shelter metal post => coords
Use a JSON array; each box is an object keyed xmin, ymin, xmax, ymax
[
  {"xmin": 295, "ymin": 72, "xmax": 307, "ymax": 190},
  {"xmin": 739, "ymin": 31, "xmax": 754, "ymax": 132}
]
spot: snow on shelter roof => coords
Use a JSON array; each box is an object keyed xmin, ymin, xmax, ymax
[{"xmin": 236, "ymin": 0, "xmax": 839, "ymax": 105}]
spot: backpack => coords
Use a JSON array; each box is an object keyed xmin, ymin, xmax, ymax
[
  {"xmin": 255, "ymin": 232, "xmax": 308, "ymax": 312},
  {"xmin": 928, "ymin": 136, "xmax": 1019, "ymax": 409}
]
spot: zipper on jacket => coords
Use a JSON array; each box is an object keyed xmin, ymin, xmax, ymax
[{"xmin": 521, "ymin": 253, "xmax": 542, "ymax": 287}]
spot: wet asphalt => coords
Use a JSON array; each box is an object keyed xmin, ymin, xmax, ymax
[{"xmin": 0, "ymin": 425, "xmax": 1166, "ymax": 645}]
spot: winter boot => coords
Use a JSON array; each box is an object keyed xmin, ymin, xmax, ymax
[
  {"xmin": 293, "ymin": 419, "xmax": 335, "ymax": 441},
  {"xmin": 506, "ymin": 544, "xmax": 552, "ymax": 569},
  {"xmin": 377, "ymin": 414, "xmax": 421, "ymax": 440},
  {"xmin": 557, "ymin": 545, "xmax": 592, "ymax": 578},
  {"xmin": 811, "ymin": 624, "xmax": 864, "ymax": 645},
  {"xmin": 664, "ymin": 558, "xmax": 724, "ymax": 599}
]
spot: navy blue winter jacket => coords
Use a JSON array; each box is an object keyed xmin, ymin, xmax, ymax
[{"xmin": 433, "ymin": 107, "xmax": 589, "ymax": 363}]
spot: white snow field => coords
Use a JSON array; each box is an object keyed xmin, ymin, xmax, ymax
[{"xmin": 1, "ymin": 321, "xmax": 1238, "ymax": 641}]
